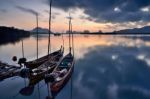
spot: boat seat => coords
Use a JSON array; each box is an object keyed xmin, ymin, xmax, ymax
[{"xmin": 59, "ymin": 58, "xmax": 72, "ymax": 68}]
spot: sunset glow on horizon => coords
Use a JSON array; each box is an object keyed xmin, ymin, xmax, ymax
[{"xmin": 1, "ymin": 0, "xmax": 150, "ymax": 32}]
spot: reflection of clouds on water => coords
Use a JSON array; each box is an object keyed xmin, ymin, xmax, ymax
[
  {"xmin": 74, "ymin": 35, "xmax": 150, "ymax": 61},
  {"xmin": 137, "ymin": 54, "xmax": 150, "ymax": 67},
  {"xmin": 1, "ymin": 35, "xmax": 150, "ymax": 98},
  {"xmin": 119, "ymin": 85, "xmax": 150, "ymax": 98},
  {"xmin": 74, "ymin": 72, "xmax": 95, "ymax": 99},
  {"xmin": 107, "ymin": 83, "xmax": 119, "ymax": 99},
  {"xmin": 74, "ymin": 45, "xmax": 150, "ymax": 99},
  {"xmin": 112, "ymin": 55, "xmax": 118, "ymax": 60}
]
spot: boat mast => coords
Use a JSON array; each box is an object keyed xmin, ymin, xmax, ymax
[
  {"xmin": 48, "ymin": 0, "xmax": 52, "ymax": 56},
  {"xmin": 47, "ymin": 0, "xmax": 53, "ymax": 98},
  {"xmin": 71, "ymin": 22, "xmax": 74, "ymax": 56},
  {"xmin": 68, "ymin": 15, "xmax": 72, "ymax": 53},
  {"xmin": 36, "ymin": 14, "xmax": 39, "ymax": 59}
]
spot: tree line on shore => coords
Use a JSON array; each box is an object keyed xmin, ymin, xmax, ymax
[{"xmin": 0, "ymin": 26, "xmax": 30, "ymax": 45}]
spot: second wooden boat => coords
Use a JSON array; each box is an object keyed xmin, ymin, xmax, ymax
[
  {"xmin": 45, "ymin": 13, "xmax": 75, "ymax": 98},
  {"xmin": 25, "ymin": 46, "xmax": 63, "ymax": 69},
  {"xmin": 27, "ymin": 49, "xmax": 63, "ymax": 82}
]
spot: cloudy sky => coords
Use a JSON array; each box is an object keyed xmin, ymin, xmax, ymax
[{"xmin": 1, "ymin": 0, "xmax": 150, "ymax": 32}]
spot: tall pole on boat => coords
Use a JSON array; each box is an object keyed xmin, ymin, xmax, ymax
[
  {"xmin": 47, "ymin": 0, "xmax": 53, "ymax": 98},
  {"xmin": 48, "ymin": 0, "xmax": 52, "ymax": 56},
  {"xmin": 36, "ymin": 14, "xmax": 39, "ymax": 59},
  {"xmin": 71, "ymin": 22, "xmax": 74, "ymax": 56},
  {"xmin": 68, "ymin": 14, "xmax": 72, "ymax": 53}
]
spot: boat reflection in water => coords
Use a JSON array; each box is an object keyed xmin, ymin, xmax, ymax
[{"xmin": 19, "ymin": 71, "xmax": 44, "ymax": 96}]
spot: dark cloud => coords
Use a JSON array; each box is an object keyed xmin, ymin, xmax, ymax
[
  {"xmin": 44, "ymin": 10, "xmax": 60, "ymax": 19},
  {"xmin": 44, "ymin": 0, "xmax": 150, "ymax": 23},
  {"xmin": 44, "ymin": 0, "xmax": 79, "ymax": 11},
  {"xmin": 16, "ymin": 6, "xmax": 39, "ymax": 16},
  {"xmin": 79, "ymin": 15, "xmax": 95, "ymax": 22}
]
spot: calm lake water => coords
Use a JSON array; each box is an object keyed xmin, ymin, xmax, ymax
[{"xmin": 0, "ymin": 34, "xmax": 150, "ymax": 99}]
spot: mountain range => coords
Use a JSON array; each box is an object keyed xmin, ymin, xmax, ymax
[
  {"xmin": 31, "ymin": 27, "xmax": 53, "ymax": 34},
  {"xmin": 31, "ymin": 26, "xmax": 150, "ymax": 34},
  {"xmin": 115, "ymin": 26, "xmax": 150, "ymax": 33}
]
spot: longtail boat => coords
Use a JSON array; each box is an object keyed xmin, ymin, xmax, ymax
[
  {"xmin": 27, "ymin": 49, "xmax": 63, "ymax": 82},
  {"xmin": 45, "ymin": 53, "xmax": 74, "ymax": 95},
  {"xmin": 25, "ymin": 46, "xmax": 63, "ymax": 69},
  {"xmin": 45, "ymin": 13, "xmax": 74, "ymax": 99}
]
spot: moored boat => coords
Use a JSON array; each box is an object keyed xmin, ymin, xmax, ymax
[
  {"xmin": 25, "ymin": 46, "xmax": 63, "ymax": 69},
  {"xmin": 27, "ymin": 50, "xmax": 63, "ymax": 82},
  {"xmin": 45, "ymin": 13, "xmax": 74, "ymax": 97},
  {"xmin": 45, "ymin": 53, "xmax": 74, "ymax": 94}
]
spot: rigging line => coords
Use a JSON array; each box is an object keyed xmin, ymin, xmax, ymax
[
  {"xmin": 48, "ymin": 0, "xmax": 52, "ymax": 56},
  {"xmin": 36, "ymin": 14, "xmax": 39, "ymax": 59}
]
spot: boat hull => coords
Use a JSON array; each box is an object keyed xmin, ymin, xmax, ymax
[
  {"xmin": 51, "ymin": 65, "xmax": 74, "ymax": 95},
  {"xmin": 25, "ymin": 47, "xmax": 63, "ymax": 69},
  {"xmin": 49, "ymin": 53, "xmax": 74, "ymax": 96}
]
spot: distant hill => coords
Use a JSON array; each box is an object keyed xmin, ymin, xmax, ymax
[
  {"xmin": 31, "ymin": 27, "xmax": 53, "ymax": 34},
  {"xmin": 116, "ymin": 26, "xmax": 150, "ymax": 33}
]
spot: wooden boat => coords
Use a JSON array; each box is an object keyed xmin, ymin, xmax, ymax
[
  {"xmin": 25, "ymin": 46, "xmax": 63, "ymax": 69},
  {"xmin": 27, "ymin": 50, "xmax": 64, "ymax": 82},
  {"xmin": 45, "ymin": 53, "xmax": 74, "ymax": 94},
  {"xmin": 19, "ymin": 58, "xmax": 60, "ymax": 96},
  {"xmin": 45, "ymin": 13, "xmax": 75, "ymax": 98}
]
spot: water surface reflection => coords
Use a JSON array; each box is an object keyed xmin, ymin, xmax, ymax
[{"xmin": 0, "ymin": 35, "xmax": 150, "ymax": 99}]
